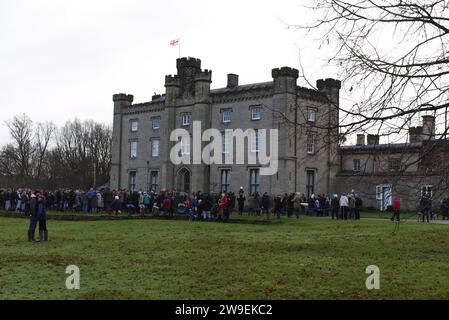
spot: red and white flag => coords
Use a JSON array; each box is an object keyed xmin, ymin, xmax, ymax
[{"xmin": 170, "ymin": 38, "xmax": 180, "ymax": 46}]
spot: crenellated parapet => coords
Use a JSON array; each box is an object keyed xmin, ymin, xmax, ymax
[
  {"xmin": 271, "ymin": 67, "xmax": 299, "ymax": 79},
  {"xmin": 194, "ymin": 69, "xmax": 212, "ymax": 83},
  {"xmin": 165, "ymin": 75, "xmax": 181, "ymax": 87},
  {"xmin": 316, "ymin": 78, "xmax": 341, "ymax": 90}
]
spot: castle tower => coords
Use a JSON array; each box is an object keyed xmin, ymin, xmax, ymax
[
  {"xmin": 316, "ymin": 78, "xmax": 341, "ymax": 195},
  {"xmin": 192, "ymin": 69, "xmax": 212, "ymax": 193},
  {"xmin": 272, "ymin": 67, "xmax": 299, "ymax": 194},
  {"xmin": 176, "ymin": 57, "xmax": 202, "ymax": 96},
  {"xmin": 110, "ymin": 93, "xmax": 133, "ymax": 190}
]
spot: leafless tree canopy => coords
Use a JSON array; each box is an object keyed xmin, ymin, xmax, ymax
[
  {"xmin": 297, "ymin": 0, "xmax": 449, "ymax": 140},
  {"xmin": 0, "ymin": 115, "xmax": 111, "ymax": 189}
]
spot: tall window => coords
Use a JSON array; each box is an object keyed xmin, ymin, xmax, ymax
[
  {"xmin": 150, "ymin": 171, "xmax": 159, "ymax": 192},
  {"xmin": 151, "ymin": 139, "xmax": 160, "ymax": 157},
  {"xmin": 250, "ymin": 130, "xmax": 260, "ymax": 152},
  {"xmin": 221, "ymin": 170, "xmax": 231, "ymax": 193},
  {"xmin": 388, "ymin": 158, "xmax": 401, "ymax": 171},
  {"xmin": 181, "ymin": 136, "xmax": 190, "ymax": 155},
  {"xmin": 307, "ymin": 132, "xmax": 316, "ymax": 154},
  {"xmin": 250, "ymin": 169, "xmax": 260, "ymax": 195},
  {"xmin": 182, "ymin": 114, "xmax": 191, "ymax": 126},
  {"xmin": 130, "ymin": 141, "xmax": 138, "ymax": 159},
  {"xmin": 307, "ymin": 108, "xmax": 316, "ymax": 122},
  {"xmin": 250, "ymin": 106, "xmax": 261, "ymax": 120},
  {"xmin": 306, "ymin": 170, "xmax": 315, "ymax": 197},
  {"xmin": 152, "ymin": 117, "xmax": 160, "ymax": 130},
  {"xmin": 129, "ymin": 171, "xmax": 136, "ymax": 192},
  {"xmin": 353, "ymin": 159, "xmax": 361, "ymax": 172},
  {"xmin": 130, "ymin": 119, "xmax": 139, "ymax": 132},
  {"xmin": 421, "ymin": 185, "xmax": 433, "ymax": 197},
  {"xmin": 222, "ymin": 110, "xmax": 232, "ymax": 123},
  {"xmin": 222, "ymin": 133, "xmax": 231, "ymax": 154}
]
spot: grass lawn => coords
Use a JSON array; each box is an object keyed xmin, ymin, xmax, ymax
[{"xmin": 0, "ymin": 215, "xmax": 448, "ymax": 300}]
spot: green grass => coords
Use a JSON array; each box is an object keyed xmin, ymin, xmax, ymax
[{"xmin": 0, "ymin": 215, "xmax": 448, "ymax": 300}]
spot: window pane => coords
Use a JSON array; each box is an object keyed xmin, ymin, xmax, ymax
[
  {"xmin": 181, "ymin": 136, "xmax": 190, "ymax": 155},
  {"xmin": 307, "ymin": 132, "xmax": 315, "ymax": 154},
  {"xmin": 223, "ymin": 111, "xmax": 232, "ymax": 122},
  {"xmin": 152, "ymin": 139, "xmax": 160, "ymax": 157},
  {"xmin": 130, "ymin": 141, "xmax": 137, "ymax": 158},
  {"xmin": 131, "ymin": 120, "xmax": 138, "ymax": 132},
  {"xmin": 223, "ymin": 133, "xmax": 230, "ymax": 154},
  {"xmin": 251, "ymin": 107, "xmax": 261, "ymax": 120},
  {"xmin": 152, "ymin": 117, "xmax": 160, "ymax": 129}
]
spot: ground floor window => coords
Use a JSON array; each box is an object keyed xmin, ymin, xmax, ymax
[
  {"xmin": 421, "ymin": 185, "xmax": 433, "ymax": 197},
  {"xmin": 306, "ymin": 170, "xmax": 315, "ymax": 197},
  {"xmin": 376, "ymin": 184, "xmax": 392, "ymax": 211},
  {"xmin": 250, "ymin": 169, "xmax": 260, "ymax": 195},
  {"xmin": 150, "ymin": 171, "xmax": 159, "ymax": 192},
  {"xmin": 220, "ymin": 169, "xmax": 231, "ymax": 193},
  {"xmin": 129, "ymin": 171, "xmax": 137, "ymax": 192}
]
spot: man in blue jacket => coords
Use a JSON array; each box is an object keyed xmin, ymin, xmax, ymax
[
  {"xmin": 28, "ymin": 191, "xmax": 38, "ymax": 242},
  {"xmin": 37, "ymin": 195, "xmax": 48, "ymax": 241}
]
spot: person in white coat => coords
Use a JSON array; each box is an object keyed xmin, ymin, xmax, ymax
[{"xmin": 339, "ymin": 193, "xmax": 349, "ymax": 220}]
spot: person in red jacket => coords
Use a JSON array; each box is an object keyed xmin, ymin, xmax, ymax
[
  {"xmin": 218, "ymin": 193, "xmax": 229, "ymax": 221},
  {"xmin": 391, "ymin": 197, "xmax": 401, "ymax": 221},
  {"xmin": 162, "ymin": 196, "xmax": 171, "ymax": 217}
]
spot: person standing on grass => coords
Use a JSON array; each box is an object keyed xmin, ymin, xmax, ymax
[
  {"xmin": 348, "ymin": 194, "xmax": 356, "ymax": 220},
  {"xmin": 293, "ymin": 192, "xmax": 301, "ymax": 219},
  {"xmin": 354, "ymin": 194, "xmax": 362, "ymax": 220},
  {"xmin": 261, "ymin": 192, "xmax": 270, "ymax": 217},
  {"xmin": 441, "ymin": 195, "xmax": 449, "ymax": 220},
  {"xmin": 420, "ymin": 194, "xmax": 431, "ymax": 223},
  {"xmin": 391, "ymin": 197, "xmax": 401, "ymax": 222},
  {"xmin": 37, "ymin": 194, "xmax": 48, "ymax": 241},
  {"xmin": 27, "ymin": 191, "xmax": 38, "ymax": 242},
  {"xmin": 340, "ymin": 193, "xmax": 349, "ymax": 220},
  {"xmin": 237, "ymin": 190, "xmax": 246, "ymax": 216},
  {"xmin": 331, "ymin": 194, "xmax": 339, "ymax": 220}
]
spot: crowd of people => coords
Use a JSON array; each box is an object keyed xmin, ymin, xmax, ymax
[
  {"xmin": 1, "ymin": 187, "xmax": 448, "ymax": 242},
  {"xmin": 0, "ymin": 187, "xmax": 367, "ymax": 221}
]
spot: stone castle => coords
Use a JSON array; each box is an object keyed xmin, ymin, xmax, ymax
[{"xmin": 110, "ymin": 57, "xmax": 448, "ymax": 211}]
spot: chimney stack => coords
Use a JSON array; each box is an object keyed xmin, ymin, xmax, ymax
[
  {"xmin": 422, "ymin": 115, "xmax": 435, "ymax": 140},
  {"xmin": 367, "ymin": 134, "xmax": 380, "ymax": 145},
  {"xmin": 356, "ymin": 134, "xmax": 365, "ymax": 146},
  {"xmin": 227, "ymin": 73, "xmax": 239, "ymax": 88}
]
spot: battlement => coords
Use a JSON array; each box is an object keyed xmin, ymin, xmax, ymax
[
  {"xmin": 271, "ymin": 67, "xmax": 299, "ymax": 79},
  {"xmin": 176, "ymin": 57, "xmax": 201, "ymax": 70},
  {"xmin": 112, "ymin": 93, "xmax": 134, "ymax": 103},
  {"xmin": 165, "ymin": 75, "xmax": 181, "ymax": 87},
  {"xmin": 194, "ymin": 69, "xmax": 212, "ymax": 82},
  {"xmin": 316, "ymin": 78, "xmax": 341, "ymax": 90}
]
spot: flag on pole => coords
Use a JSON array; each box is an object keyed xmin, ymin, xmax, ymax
[{"xmin": 170, "ymin": 38, "xmax": 180, "ymax": 46}]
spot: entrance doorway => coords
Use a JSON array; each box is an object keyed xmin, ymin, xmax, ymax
[{"xmin": 176, "ymin": 167, "xmax": 191, "ymax": 194}]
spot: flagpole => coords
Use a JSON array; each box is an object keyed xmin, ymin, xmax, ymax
[{"xmin": 179, "ymin": 40, "xmax": 181, "ymax": 58}]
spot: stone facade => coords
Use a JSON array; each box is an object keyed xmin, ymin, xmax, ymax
[
  {"xmin": 110, "ymin": 57, "xmax": 341, "ymax": 197},
  {"xmin": 110, "ymin": 57, "xmax": 449, "ymax": 211}
]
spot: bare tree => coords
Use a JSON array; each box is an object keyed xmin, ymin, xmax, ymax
[
  {"xmin": 33, "ymin": 121, "xmax": 55, "ymax": 182},
  {"xmin": 291, "ymin": 0, "xmax": 449, "ymax": 139},
  {"xmin": 4, "ymin": 114, "xmax": 34, "ymax": 183}
]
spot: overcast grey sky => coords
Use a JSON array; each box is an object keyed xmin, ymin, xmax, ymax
[{"xmin": 0, "ymin": 0, "xmax": 337, "ymax": 145}]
